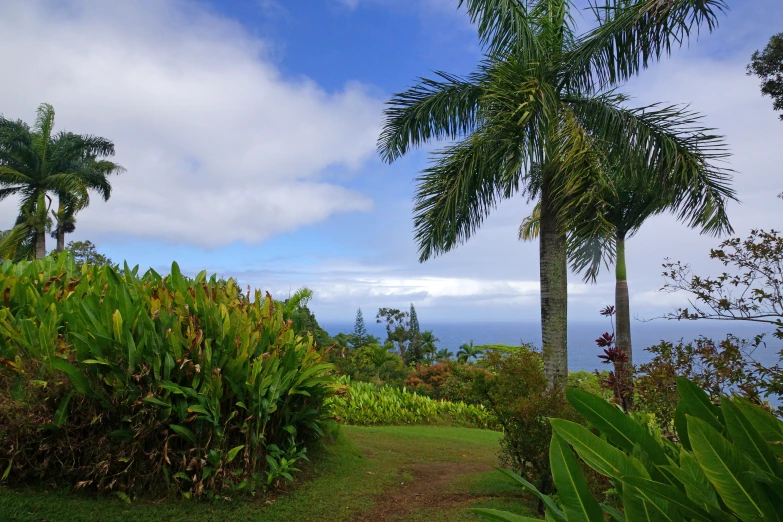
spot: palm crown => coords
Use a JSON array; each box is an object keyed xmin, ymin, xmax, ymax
[{"xmin": 0, "ymin": 103, "xmax": 122, "ymax": 259}]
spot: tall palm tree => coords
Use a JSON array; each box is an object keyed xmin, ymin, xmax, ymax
[
  {"xmin": 520, "ymin": 164, "xmax": 734, "ymax": 391},
  {"xmin": 435, "ymin": 348, "xmax": 453, "ymax": 363},
  {"xmin": 457, "ymin": 341, "xmax": 484, "ymax": 364},
  {"xmin": 377, "ymin": 0, "xmax": 730, "ymax": 387},
  {"xmin": 421, "ymin": 330, "xmax": 440, "ymax": 363},
  {"xmin": 0, "ymin": 103, "xmax": 121, "ymax": 259}
]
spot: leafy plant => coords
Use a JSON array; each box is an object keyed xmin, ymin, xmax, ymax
[
  {"xmin": 0, "ymin": 254, "xmax": 335, "ymax": 497},
  {"xmin": 328, "ymin": 377, "xmax": 496, "ymax": 429},
  {"xmin": 475, "ymin": 377, "xmax": 783, "ymax": 522}
]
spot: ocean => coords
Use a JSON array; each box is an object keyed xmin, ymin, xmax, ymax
[{"xmin": 321, "ymin": 320, "xmax": 782, "ymax": 373}]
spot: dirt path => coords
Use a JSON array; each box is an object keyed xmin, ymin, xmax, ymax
[{"xmin": 356, "ymin": 461, "xmax": 495, "ymax": 521}]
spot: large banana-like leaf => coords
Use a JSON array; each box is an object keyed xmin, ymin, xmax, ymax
[
  {"xmin": 687, "ymin": 416, "xmax": 772, "ymax": 520},
  {"xmin": 565, "ymin": 388, "xmax": 667, "ymax": 466},
  {"xmin": 622, "ymin": 476, "xmax": 714, "ymax": 522},
  {"xmin": 731, "ymin": 397, "xmax": 783, "ymax": 459},
  {"xmin": 721, "ymin": 397, "xmax": 783, "ymax": 478},
  {"xmin": 549, "ymin": 433, "xmax": 604, "ymax": 522},
  {"xmin": 622, "ymin": 483, "xmax": 685, "ymax": 522},
  {"xmin": 674, "ymin": 377, "xmax": 724, "ymax": 450},
  {"xmin": 496, "ymin": 469, "xmax": 566, "ymax": 522},
  {"xmin": 550, "ymin": 419, "xmax": 648, "ymax": 479}
]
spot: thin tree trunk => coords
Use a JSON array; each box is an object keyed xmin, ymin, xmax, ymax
[
  {"xmin": 35, "ymin": 229, "xmax": 46, "ymax": 259},
  {"xmin": 615, "ymin": 233, "xmax": 633, "ymax": 408},
  {"xmin": 56, "ymin": 200, "xmax": 65, "ymax": 252},
  {"xmin": 540, "ymin": 180, "xmax": 568, "ymax": 389}
]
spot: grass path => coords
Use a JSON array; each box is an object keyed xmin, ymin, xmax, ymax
[{"xmin": 0, "ymin": 426, "xmax": 536, "ymax": 521}]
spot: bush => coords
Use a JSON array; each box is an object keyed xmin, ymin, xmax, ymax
[
  {"xmin": 470, "ymin": 347, "xmax": 583, "ymax": 494},
  {"xmin": 476, "ymin": 378, "xmax": 783, "ymax": 522},
  {"xmin": 328, "ymin": 377, "xmax": 496, "ymax": 428},
  {"xmin": 0, "ymin": 255, "xmax": 335, "ymax": 497},
  {"xmin": 404, "ymin": 362, "xmax": 492, "ymax": 403}
]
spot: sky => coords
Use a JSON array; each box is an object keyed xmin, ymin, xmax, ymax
[{"xmin": 0, "ymin": 0, "xmax": 781, "ymax": 324}]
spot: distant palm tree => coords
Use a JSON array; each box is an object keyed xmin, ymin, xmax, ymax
[
  {"xmin": 0, "ymin": 103, "xmax": 121, "ymax": 258},
  {"xmin": 457, "ymin": 341, "xmax": 483, "ymax": 364},
  {"xmin": 435, "ymin": 348, "xmax": 453, "ymax": 363},
  {"xmin": 377, "ymin": 0, "xmax": 731, "ymax": 388},
  {"xmin": 421, "ymin": 330, "xmax": 439, "ymax": 363}
]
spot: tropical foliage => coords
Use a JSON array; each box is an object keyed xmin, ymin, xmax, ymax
[
  {"xmin": 0, "ymin": 255, "xmax": 335, "ymax": 497},
  {"xmin": 328, "ymin": 377, "xmax": 496, "ymax": 429},
  {"xmin": 748, "ymin": 32, "xmax": 783, "ymax": 120},
  {"xmin": 476, "ymin": 377, "xmax": 783, "ymax": 522}
]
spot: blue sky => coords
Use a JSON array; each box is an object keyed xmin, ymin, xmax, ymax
[{"xmin": 0, "ymin": 0, "xmax": 781, "ymax": 323}]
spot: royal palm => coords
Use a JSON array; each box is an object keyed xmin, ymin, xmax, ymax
[
  {"xmin": 0, "ymin": 103, "xmax": 121, "ymax": 259},
  {"xmin": 378, "ymin": 0, "xmax": 730, "ymax": 387}
]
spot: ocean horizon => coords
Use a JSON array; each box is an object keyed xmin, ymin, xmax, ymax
[{"xmin": 322, "ymin": 319, "xmax": 782, "ymax": 374}]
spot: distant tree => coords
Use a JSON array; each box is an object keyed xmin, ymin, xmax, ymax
[
  {"xmin": 663, "ymin": 229, "xmax": 783, "ymax": 340},
  {"xmin": 421, "ymin": 330, "xmax": 439, "ymax": 364},
  {"xmin": 0, "ymin": 103, "xmax": 122, "ymax": 258},
  {"xmin": 748, "ymin": 32, "xmax": 783, "ymax": 121},
  {"xmin": 376, "ymin": 307, "xmax": 410, "ymax": 359},
  {"xmin": 457, "ymin": 341, "xmax": 483, "ymax": 364},
  {"xmin": 435, "ymin": 348, "xmax": 453, "ymax": 363},
  {"xmin": 281, "ymin": 288, "xmax": 331, "ymax": 348},
  {"xmin": 352, "ymin": 308, "xmax": 370, "ymax": 348},
  {"xmin": 407, "ymin": 303, "xmax": 424, "ymax": 364},
  {"xmin": 65, "ymin": 240, "xmax": 113, "ymax": 267}
]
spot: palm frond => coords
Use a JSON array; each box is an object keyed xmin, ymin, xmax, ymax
[
  {"xmin": 518, "ymin": 202, "xmax": 541, "ymax": 241},
  {"xmin": 568, "ymin": 93, "xmax": 735, "ymax": 236},
  {"xmin": 457, "ymin": 0, "xmax": 542, "ymax": 58},
  {"xmin": 565, "ymin": 0, "xmax": 727, "ymax": 91},
  {"xmin": 378, "ymin": 72, "xmax": 485, "ymax": 163}
]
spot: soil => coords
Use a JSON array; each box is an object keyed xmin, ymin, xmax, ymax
[{"xmin": 355, "ymin": 461, "xmax": 495, "ymax": 521}]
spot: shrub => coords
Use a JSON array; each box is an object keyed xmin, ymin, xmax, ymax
[
  {"xmin": 404, "ymin": 362, "xmax": 492, "ymax": 403},
  {"xmin": 475, "ymin": 378, "xmax": 783, "ymax": 522},
  {"xmin": 470, "ymin": 347, "xmax": 583, "ymax": 494},
  {"xmin": 327, "ymin": 377, "xmax": 496, "ymax": 428},
  {"xmin": 0, "ymin": 255, "xmax": 335, "ymax": 497}
]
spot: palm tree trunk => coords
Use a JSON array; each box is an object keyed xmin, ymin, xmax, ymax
[
  {"xmin": 615, "ymin": 233, "xmax": 633, "ymax": 408},
  {"xmin": 35, "ymin": 229, "xmax": 46, "ymax": 259},
  {"xmin": 539, "ymin": 180, "xmax": 568, "ymax": 389},
  {"xmin": 56, "ymin": 200, "xmax": 66, "ymax": 252}
]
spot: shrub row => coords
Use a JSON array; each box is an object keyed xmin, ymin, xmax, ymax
[
  {"xmin": 0, "ymin": 255, "xmax": 335, "ymax": 497},
  {"xmin": 328, "ymin": 377, "xmax": 497, "ymax": 428}
]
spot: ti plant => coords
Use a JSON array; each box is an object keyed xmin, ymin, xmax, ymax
[{"xmin": 475, "ymin": 378, "xmax": 783, "ymax": 522}]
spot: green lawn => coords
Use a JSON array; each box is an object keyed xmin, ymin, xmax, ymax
[{"xmin": 0, "ymin": 426, "xmax": 537, "ymax": 521}]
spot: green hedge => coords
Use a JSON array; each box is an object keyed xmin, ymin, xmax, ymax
[
  {"xmin": 328, "ymin": 377, "xmax": 497, "ymax": 428},
  {"xmin": 0, "ymin": 255, "xmax": 335, "ymax": 497}
]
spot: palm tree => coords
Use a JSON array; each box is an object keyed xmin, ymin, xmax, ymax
[
  {"xmin": 421, "ymin": 330, "xmax": 440, "ymax": 363},
  {"xmin": 435, "ymin": 348, "xmax": 453, "ymax": 363},
  {"xmin": 521, "ymin": 164, "xmax": 734, "ymax": 397},
  {"xmin": 457, "ymin": 341, "xmax": 484, "ymax": 364},
  {"xmin": 377, "ymin": 0, "xmax": 730, "ymax": 388},
  {"xmin": 0, "ymin": 103, "xmax": 121, "ymax": 258}
]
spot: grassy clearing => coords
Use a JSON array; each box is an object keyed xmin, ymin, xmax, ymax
[{"xmin": 0, "ymin": 426, "xmax": 536, "ymax": 521}]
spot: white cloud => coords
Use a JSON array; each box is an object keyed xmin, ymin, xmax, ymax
[{"xmin": 0, "ymin": 0, "xmax": 382, "ymax": 247}]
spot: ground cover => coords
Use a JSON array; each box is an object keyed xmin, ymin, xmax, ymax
[{"xmin": 0, "ymin": 425, "xmax": 536, "ymax": 521}]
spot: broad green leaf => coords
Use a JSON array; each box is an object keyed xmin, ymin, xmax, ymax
[
  {"xmin": 622, "ymin": 476, "xmax": 712, "ymax": 522},
  {"xmin": 732, "ymin": 398, "xmax": 783, "ymax": 458},
  {"xmin": 550, "ymin": 419, "xmax": 648, "ymax": 479},
  {"xmin": 496, "ymin": 469, "xmax": 566, "ymax": 522},
  {"xmin": 566, "ymin": 388, "xmax": 666, "ymax": 465},
  {"xmin": 623, "ymin": 483, "xmax": 684, "ymax": 522},
  {"xmin": 142, "ymin": 397, "xmax": 171, "ymax": 408},
  {"xmin": 600, "ymin": 503, "xmax": 625, "ymax": 522},
  {"xmin": 675, "ymin": 378, "xmax": 723, "ymax": 450},
  {"xmin": 688, "ymin": 416, "xmax": 766, "ymax": 520},
  {"xmin": 721, "ymin": 397, "xmax": 783, "ymax": 477},
  {"xmin": 110, "ymin": 429, "xmax": 134, "ymax": 443},
  {"xmin": 550, "ymin": 433, "xmax": 603, "ymax": 522},
  {"xmin": 1, "ymin": 458, "xmax": 11, "ymax": 481},
  {"xmin": 169, "ymin": 424, "xmax": 198, "ymax": 445},
  {"xmin": 226, "ymin": 445, "xmax": 245, "ymax": 463},
  {"xmin": 472, "ymin": 509, "xmax": 541, "ymax": 522},
  {"xmin": 49, "ymin": 358, "xmax": 91, "ymax": 397},
  {"xmin": 52, "ymin": 390, "xmax": 73, "ymax": 427}
]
